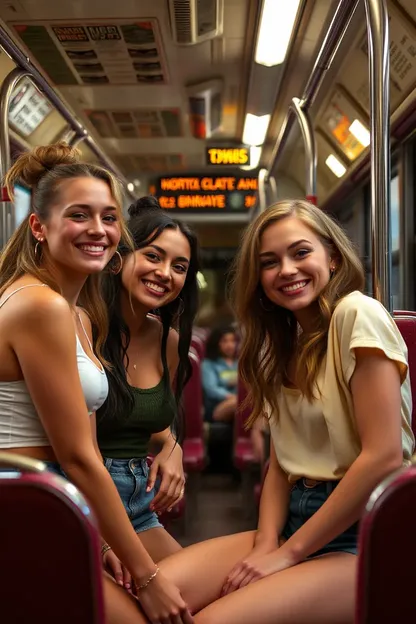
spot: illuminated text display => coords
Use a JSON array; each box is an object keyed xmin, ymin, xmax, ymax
[{"xmin": 157, "ymin": 176, "xmax": 258, "ymax": 211}]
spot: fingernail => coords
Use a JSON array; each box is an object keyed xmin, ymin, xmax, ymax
[
  {"xmin": 125, "ymin": 583, "xmax": 131, "ymax": 589},
  {"xmin": 118, "ymin": 580, "xmax": 123, "ymax": 586},
  {"xmin": 146, "ymin": 486, "xmax": 151, "ymax": 492}
]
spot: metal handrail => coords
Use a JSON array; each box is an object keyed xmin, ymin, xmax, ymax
[
  {"xmin": 258, "ymin": 168, "xmax": 268, "ymax": 214},
  {"xmin": 0, "ymin": 67, "xmax": 30, "ymax": 245},
  {"xmin": 266, "ymin": 0, "xmax": 391, "ymax": 310},
  {"xmin": 290, "ymin": 97, "xmax": 317, "ymax": 203},
  {"xmin": 268, "ymin": 0, "xmax": 359, "ymax": 174}
]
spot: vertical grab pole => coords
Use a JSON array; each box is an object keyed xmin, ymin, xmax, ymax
[
  {"xmin": 257, "ymin": 168, "xmax": 268, "ymax": 215},
  {"xmin": 364, "ymin": 0, "xmax": 391, "ymax": 311},
  {"xmin": 268, "ymin": 175, "xmax": 278, "ymax": 203},
  {"xmin": 290, "ymin": 97, "xmax": 317, "ymax": 205},
  {"xmin": 0, "ymin": 67, "xmax": 31, "ymax": 248}
]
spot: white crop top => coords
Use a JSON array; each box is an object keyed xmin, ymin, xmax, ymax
[{"xmin": 0, "ymin": 284, "xmax": 109, "ymax": 448}]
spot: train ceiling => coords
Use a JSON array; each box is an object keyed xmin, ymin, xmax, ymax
[{"xmin": 0, "ymin": 0, "xmax": 414, "ymax": 208}]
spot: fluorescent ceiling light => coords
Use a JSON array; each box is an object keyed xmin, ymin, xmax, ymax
[
  {"xmin": 325, "ymin": 154, "xmax": 347, "ymax": 178},
  {"xmin": 240, "ymin": 146, "xmax": 262, "ymax": 170},
  {"xmin": 127, "ymin": 182, "xmax": 134, "ymax": 192},
  {"xmin": 243, "ymin": 113, "xmax": 270, "ymax": 146},
  {"xmin": 349, "ymin": 119, "xmax": 370, "ymax": 148},
  {"xmin": 255, "ymin": 0, "xmax": 301, "ymax": 67}
]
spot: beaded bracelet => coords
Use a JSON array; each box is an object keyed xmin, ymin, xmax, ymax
[{"xmin": 136, "ymin": 566, "xmax": 160, "ymax": 592}]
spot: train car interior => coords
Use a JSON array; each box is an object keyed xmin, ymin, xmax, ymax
[{"xmin": 1, "ymin": 0, "xmax": 416, "ymax": 621}]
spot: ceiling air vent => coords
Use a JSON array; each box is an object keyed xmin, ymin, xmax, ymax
[{"xmin": 169, "ymin": 0, "xmax": 224, "ymax": 46}]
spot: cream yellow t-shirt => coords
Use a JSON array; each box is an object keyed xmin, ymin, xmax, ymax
[{"xmin": 269, "ymin": 291, "xmax": 415, "ymax": 482}]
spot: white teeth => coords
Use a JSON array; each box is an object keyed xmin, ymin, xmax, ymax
[
  {"xmin": 79, "ymin": 245, "xmax": 105, "ymax": 252},
  {"xmin": 144, "ymin": 281, "xmax": 166, "ymax": 293},
  {"xmin": 282, "ymin": 281, "xmax": 307, "ymax": 292}
]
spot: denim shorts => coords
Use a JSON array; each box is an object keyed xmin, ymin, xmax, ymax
[
  {"xmin": 282, "ymin": 479, "xmax": 358, "ymax": 557},
  {"xmin": 104, "ymin": 458, "xmax": 162, "ymax": 534}
]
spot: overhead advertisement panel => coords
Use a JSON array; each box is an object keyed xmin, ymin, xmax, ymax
[
  {"xmin": 8, "ymin": 77, "xmax": 53, "ymax": 137},
  {"xmin": 155, "ymin": 175, "xmax": 258, "ymax": 212},
  {"xmin": 11, "ymin": 19, "xmax": 167, "ymax": 86}
]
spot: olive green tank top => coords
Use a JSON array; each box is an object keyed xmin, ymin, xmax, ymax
[{"xmin": 97, "ymin": 379, "xmax": 176, "ymax": 459}]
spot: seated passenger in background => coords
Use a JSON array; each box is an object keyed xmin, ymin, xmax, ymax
[
  {"xmin": 97, "ymin": 196, "xmax": 200, "ymax": 563},
  {"xmin": 202, "ymin": 326, "xmax": 238, "ymax": 422},
  {"xmin": 118, "ymin": 198, "xmax": 413, "ymax": 624},
  {"xmin": 0, "ymin": 146, "xmax": 194, "ymax": 624}
]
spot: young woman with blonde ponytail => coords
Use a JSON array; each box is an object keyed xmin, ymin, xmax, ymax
[
  {"xmin": 0, "ymin": 143, "xmax": 193, "ymax": 624},
  {"xmin": 127, "ymin": 199, "xmax": 414, "ymax": 623}
]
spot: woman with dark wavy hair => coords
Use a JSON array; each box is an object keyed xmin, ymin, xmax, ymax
[{"xmin": 97, "ymin": 196, "xmax": 200, "ymax": 566}]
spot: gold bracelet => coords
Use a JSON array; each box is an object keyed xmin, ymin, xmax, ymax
[
  {"xmin": 136, "ymin": 566, "xmax": 160, "ymax": 591},
  {"xmin": 101, "ymin": 543, "xmax": 112, "ymax": 558}
]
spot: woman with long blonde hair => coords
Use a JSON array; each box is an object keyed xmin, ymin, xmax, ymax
[
  {"xmin": 0, "ymin": 143, "xmax": 193, "ymax": 624},
  {"xmin": 123, "ymin": 198, "xmax": 414, "ymax": 623}
]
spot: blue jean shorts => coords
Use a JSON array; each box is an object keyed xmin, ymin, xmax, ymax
[
  {"xmin": 104, "ymin": 458, "xmax": 162, "ymax": 534},
  {"xmin": 282, "ymin": 479, "xmax": 358, "ymax": 557}
]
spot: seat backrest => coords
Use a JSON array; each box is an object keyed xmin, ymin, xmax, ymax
[
  {"xmin": 356, "ymin": 465, "xmax": 416, "ymax": 623},
  {"xmin": 394, "ymin": 311, "xmax": 416, "ymax": 435},
  {"xmin": 191, "ymin": 334, "xmax": 205, "ymax": 360},
  {"xmin": 0, "ymin": 453, "xmax": 104, "ymax": 624},
  {"xmin": 236, "ymin": 376, "xmax": 251, "ymax": 439},
  {"xmin": 183, "ymin": 349, "xmax": 203, "ymax": 438}
]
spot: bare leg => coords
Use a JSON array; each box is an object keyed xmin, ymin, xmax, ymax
[
  {"xmin": 212, "ymin": 395, "xmax": 237, "ymax": 422},
  {"xmin": 103, "ymin": 574, "xmax": 147, "ymax": 624},
  {"xmin": 160, "ymin": 531, "xmax": 256, "ymax": 612},
  {"xmin": 194, "ymin": 553, "xmax": 356, "ymax": 624},
  {"xmin": 138, "ymin": 526, "xmax": 182, "ymax": 562}
]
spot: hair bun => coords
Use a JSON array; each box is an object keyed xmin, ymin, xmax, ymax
[
  {"xmin": 7, "ymin": 142, "xmax": 81, "ymax": 189},
  {"xmin": 128, "ymin": 195, "xmax": 161, "ymax": 218}
]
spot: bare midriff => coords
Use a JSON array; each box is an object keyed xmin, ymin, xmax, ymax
[{"xmin": 3, "ymin": 446, "xmax": 57, "ymax": 462}]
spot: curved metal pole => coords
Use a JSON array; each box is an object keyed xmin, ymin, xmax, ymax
[
  {"xmin": 268, "ymin": 0, "xmax": 359, "ymax": 174},
  {"xmin": 0, "ymin": 67, "xmax": 31, "ymax": 247},
  {"xmin": 257, "ymin": 168, "xmax": 268, "ymax": 215},
  {"xmin": 290, "ymin": 97, "xmax": 317, "ymax": 203},
  {"xmin": 69, "ymin": 130, "xmax": 88, "ymax": 148},
  {"xmin": 364, "ymin": 0, "xmax": 391, "ymax": 311},
  {"xmin": 268, "ymin": 175, "xmax": 278, "ymax": 203},
  {"xmin": 0, "ymin": 25, "xmax": 134, "ymax": 193}
]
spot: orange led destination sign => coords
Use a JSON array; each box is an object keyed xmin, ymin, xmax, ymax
[
  {"xmin": 156, "ymin": 175, "xmax": 258, "ymax": 211},
  {"xmin": 206, "ymin": 146, "xmax": 250, "ymax": 166}
]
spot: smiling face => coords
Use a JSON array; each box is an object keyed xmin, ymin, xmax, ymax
[
  {"xmin": 121, "ymin": 226, "xmax": 191, "ymax": 311},
  {"xmin": 219, "ymin": 332, "xmax": 237, "ymax": 359},
  {"xmin": 259, "ymin": 216, "xmax": 335, "ymax": 326},
  {"xmin": 31, "ymin": 176, "xmax": 120, "ymax": 276}
]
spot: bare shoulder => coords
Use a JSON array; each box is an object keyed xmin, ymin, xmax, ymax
[{"xmin": 6, "ymin": 284, "xmax": 71, "ymax": 329}]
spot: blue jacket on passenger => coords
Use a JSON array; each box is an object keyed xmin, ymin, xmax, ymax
[{"xmin": 202, "ymin": 358, "xmax": 238, "ymax": 422}]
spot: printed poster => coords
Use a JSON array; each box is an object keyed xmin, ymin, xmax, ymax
[{"xmin": 12, "ymin": 20, "xmax": 167, "ymax": 86}]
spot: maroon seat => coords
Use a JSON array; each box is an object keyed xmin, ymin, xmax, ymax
[
  {"xmin": 394, "ymin": 311, "xmax": 416, "ymax": 436},
  {"xmin": 356, "ymin": 464, "xmax": 416, "ymax": 623},
  {"xmin": 234, "ymin": 377, "xmax": 255, "ymax": 471},
  {"xmin": 182, "ymin": 349, "xmax": 205, "ymax": 472},
  {"xmin": 0, "ymin": 453, "xmax": 104, "ymax": 624},
  {"xmin": 191, "ymin": 334, "xmax": 205, "ymax": 361}
]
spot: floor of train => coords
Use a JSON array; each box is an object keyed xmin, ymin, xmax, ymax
[{"xmin": 169, "ymin": 472, "xmax": 257, "ymax": 546}]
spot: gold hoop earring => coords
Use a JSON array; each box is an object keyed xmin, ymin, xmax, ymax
[{"xmin": 109, "ymin": 250, "xmax": 123, "ymax": 275}]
